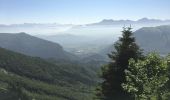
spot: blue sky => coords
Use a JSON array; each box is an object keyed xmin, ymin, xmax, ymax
[{"xmin": 0, "ymin": 0, "xmax": 170, "ymax": 24}]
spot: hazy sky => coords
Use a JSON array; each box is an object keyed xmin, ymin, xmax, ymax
[{"xmin": 0, "ymin": 0, "xmax": 170, "ymax": 24}]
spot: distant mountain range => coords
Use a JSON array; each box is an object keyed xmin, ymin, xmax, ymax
[
  {"xmin": 1, "ymin": 18, "xmax": 169, "ymax": 27},
  {"xmin": 88, "ymin": 18, "xmax": 170, "ymax": 26},
  {"xmin": 0, "ymin": 32, "xmax": 77, "ymax": 61}
]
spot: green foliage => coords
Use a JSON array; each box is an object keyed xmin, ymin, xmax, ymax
[
  {"xmin": 122, "ymin": 53, "xmax": 169, "ymax": 100},
  {"xmin": 96, "ymin": 27, "xmax": 143, "ymax": 100}
]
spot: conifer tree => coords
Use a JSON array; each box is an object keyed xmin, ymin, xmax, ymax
[{"xmin": 96, "ymin": 27, "xmax": 143, "ymax": 100}]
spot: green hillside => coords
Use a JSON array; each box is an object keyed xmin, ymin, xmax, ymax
[{"xmin": 0, "ymin": 47, "xmax": 98, "ymax": 100}]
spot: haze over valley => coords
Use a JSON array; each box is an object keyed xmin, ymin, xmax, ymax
[{"xmin": 1, "ymin": 18, "xmax": 170, "ymax": 56}]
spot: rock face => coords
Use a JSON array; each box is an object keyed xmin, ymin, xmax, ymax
[{"xmin": 0, "ymin": 32, "xmax": 77, "ymax": 60}]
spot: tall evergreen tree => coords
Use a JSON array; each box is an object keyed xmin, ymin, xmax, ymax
[{"xmin": 96, "ymin": 27, "xmax": 143, "ymax": 100}]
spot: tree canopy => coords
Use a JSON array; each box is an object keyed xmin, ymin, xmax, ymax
[{"xmin": 122, "ymin": 53, "xmax": 169, "ymax": 100}]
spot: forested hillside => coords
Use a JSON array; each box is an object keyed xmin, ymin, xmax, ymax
[{"xmin": 0, "ymin": 47, "xmax": 98, "ymax": 100}]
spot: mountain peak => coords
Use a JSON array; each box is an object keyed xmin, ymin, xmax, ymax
[
  {"xmin": 101, "ymin": 19, "xmax": 114, "ymax": 22},
  {"xmin": 137, "ymin": 18, "xmax": 162, "ymax": 22},
  {"xmin": 137, "ymin": 18, "xmax": 149, "ymax": 21}
]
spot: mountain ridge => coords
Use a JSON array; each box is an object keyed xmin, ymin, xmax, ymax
[
  {"xmin": 0, "ymin": 32, "xmax": 78, "ymax": 61},
  {"xmin": 88, "ymin": 18, "xmax": 170, "ymax": 26}
]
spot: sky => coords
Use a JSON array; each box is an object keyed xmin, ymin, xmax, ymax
[{"xmin": 0, "ymin": 0, "xmax": 170, "ymax": 24}]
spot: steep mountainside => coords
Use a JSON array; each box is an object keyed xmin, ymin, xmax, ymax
[
  {"xmin": 0, "ymin": 32, "xmax": 77, "ymax": 60},
  {"xmin": 134, "ymin": 25, "xmax": 170, "ymax": 55}
]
